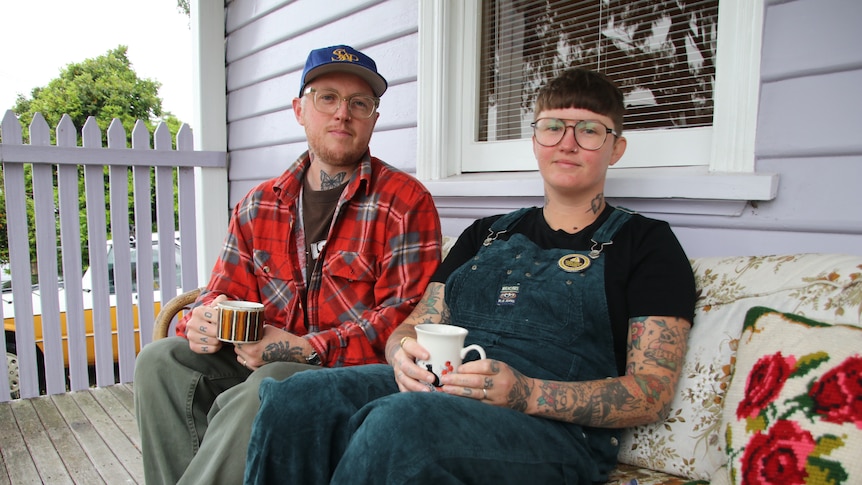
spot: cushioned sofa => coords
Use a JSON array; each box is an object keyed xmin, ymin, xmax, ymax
[{"xmin": 605, "ymin": 253, "xmax": 862, "ymax": 485}]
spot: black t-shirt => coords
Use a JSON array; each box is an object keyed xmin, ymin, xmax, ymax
[{"xmin": 432, "ymin": 205, "xmax": 696, "ymax": 375}]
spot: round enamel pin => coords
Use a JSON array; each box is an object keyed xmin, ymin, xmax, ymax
[{"xmin": 558, "ymin": 254, "xmax": 591, "ymax": 272}]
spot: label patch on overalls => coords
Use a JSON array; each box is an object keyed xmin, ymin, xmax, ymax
[
  {"xmin": 558, "ymin": 254, "xmax": 591, "ymax": 272},
  {"xmin": 497, "ymin": 285, "xmax": 520, "ymax": 305}
]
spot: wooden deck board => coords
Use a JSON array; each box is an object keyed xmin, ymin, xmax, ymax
[
  {"xmin": 30, "ymin": 396, "xmax": 105, "ymax": 484},
  {"xmin": 10, "ymin": 399, "xmax": 73, "ymax": 484},
  {"xmin": 0, "ymin": 385, "xmax": 142, "ymax": 485},
  {"xmin": 0, "ymin": 403, "xmax": 41, "ymax": 484}
]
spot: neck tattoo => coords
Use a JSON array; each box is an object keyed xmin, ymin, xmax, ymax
[
  {"xmin": 320, "ymin": 170, "xmax": 347, "ymax": 190},
  {"xmin": 589, "ymin": 193, "xmax": 605, "ymax": 214}
]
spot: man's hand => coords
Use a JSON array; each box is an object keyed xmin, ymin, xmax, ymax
[
  {"xmin": 185, "ymin": 294, "xmax": 228, "ymax": 354},
  {"xmin": 233, "ymin": 325, "xmax": 315, "ymax": 370}
]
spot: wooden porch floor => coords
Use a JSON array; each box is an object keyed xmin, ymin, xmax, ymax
[{"xmin": 0, "ymin": 384, "xmax": 142, "ymax": 484}]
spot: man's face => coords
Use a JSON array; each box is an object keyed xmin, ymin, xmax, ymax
[
  {"xmin": 294, "ymin": 72, "xmax": 379, "ymax": 169},
  {"xmin": 532, "ymin": 107, "xmax": 626, "ymax": 197}
]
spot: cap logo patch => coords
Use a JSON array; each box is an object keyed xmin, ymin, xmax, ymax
[{"xmin": 331, "ymin": 48, "xmax": 359, "ymax": 63}]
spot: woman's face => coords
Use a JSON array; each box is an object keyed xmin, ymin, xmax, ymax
[{"xmin": 532, "ymin": 107, "xmax": 626, "ymax": 198}]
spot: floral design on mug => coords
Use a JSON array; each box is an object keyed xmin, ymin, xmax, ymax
[{"xmin": 425, "ymin": 364, "xmax": 441, "ymax": 387}]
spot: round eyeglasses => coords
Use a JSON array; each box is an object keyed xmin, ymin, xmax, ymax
[
  {"xmin": 304, "ymin": 87, "xmax": 379, "ymax": 119},
  {"xmin": 530, "ymin": 118, "xmax": 618, "ymax": 150}
]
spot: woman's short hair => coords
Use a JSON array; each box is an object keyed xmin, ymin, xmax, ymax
[{"xmin": 534, "ymin": 68, "xmax": 625, "ymax": 135}]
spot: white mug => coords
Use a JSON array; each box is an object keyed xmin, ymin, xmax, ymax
[{"xmin": 415, "ymin": 324, "xmax": 485, "ymax": 386}]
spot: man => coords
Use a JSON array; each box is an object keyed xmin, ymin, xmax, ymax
[
  {"xmin": 134, "ymin": 44, "xmax": 442, "ymax": 484},
  {"xmin": 244, "ymin": 68, "xmax": 696, "ymax": 484}
]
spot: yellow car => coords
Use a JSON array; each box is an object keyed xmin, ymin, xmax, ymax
[{"xmin": 4, "ymin": 235, "xmax": 182, "ymax": 398}]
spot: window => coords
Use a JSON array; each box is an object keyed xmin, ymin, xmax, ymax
[
  {"xmin": 417, "ymin": 0, "xmax": 776, "ymax": 202},
  {"xmin": 478, "ymin": 1, "xmax": 718, "ymax": 142}
]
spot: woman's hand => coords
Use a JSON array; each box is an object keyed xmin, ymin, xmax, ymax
[
  {"xmin": 392, "ymin": 337, "xmax": 439, "ymax": 393},
  {"xmin": 185, "ymin": 294, "xmax": 227, "ymax": 354},
  {"xmin": 439, "ymin": 359, "xmax": 533, "ymax": 412}
]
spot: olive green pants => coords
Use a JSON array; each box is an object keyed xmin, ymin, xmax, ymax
[{"xmin": 134, "ymin": 337, "xmax": 319, "ymax": 485}]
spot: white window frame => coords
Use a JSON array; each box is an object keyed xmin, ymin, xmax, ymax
[{"xmin": 417, "ymin": 0, "xmax": 777, "ymax": 202}]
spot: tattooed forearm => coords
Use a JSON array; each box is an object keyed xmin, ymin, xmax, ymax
[
  {"xmin": 532, "ymin": 378, "xmax": 638, "ymax": 427},
  {"xmin": 262, "ymin": 342, "xmax": 306, "ymax": 363}
]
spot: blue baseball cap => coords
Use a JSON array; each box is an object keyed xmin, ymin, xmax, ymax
[{"xmin": 299, "ymin": 45, "xmax": 388, "ymax": 98}]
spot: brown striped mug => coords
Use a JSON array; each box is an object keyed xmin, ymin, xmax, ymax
[{"xmin": 217, "ymin": 300, "xmax": 265, "ymax": 343}]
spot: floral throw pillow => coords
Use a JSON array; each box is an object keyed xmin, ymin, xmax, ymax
[{"xmin": 722, "ymin": 306, "xmax": 862, "ymax": 485}]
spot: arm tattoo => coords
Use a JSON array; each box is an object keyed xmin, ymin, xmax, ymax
[
  {"xmin": 262, "ymin": 341, "xmax": 306, "ymax": 363},
  {"xmin": 320, "ymin": 170, "xmax": 347, "ymax": 190},
  {"xmin": 634, "ymin": 374, "xmax": 672, "ymax": 406},
  {"xmin": 643, "ymin": 317, "xmax": 686, "ymax": 372},
  {"xmin": 592, "ymin": 380, "xmax": 637, "ymax": 426},
  {"xmin": 414, "ymin": 284, "xmax": 446, "ymax": 317},
  {"xmin": 533, "ymin": 379, "xmax": 636, "ymax": 426}
]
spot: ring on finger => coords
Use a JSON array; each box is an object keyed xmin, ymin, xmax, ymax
[{"xmin": 482, "ymin": 388, "xmax": 488, "ymax": 400}]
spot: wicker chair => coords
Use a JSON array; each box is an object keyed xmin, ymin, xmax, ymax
[{"xmin": 152, "ymin": 287, "xmax": 203, "ymax": 340}]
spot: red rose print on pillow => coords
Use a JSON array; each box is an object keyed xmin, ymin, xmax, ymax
[
  {"xmin": 808, "ymin": 355, "xmax": 862, "ymax": 429},
  {"xmin": 740, "ymin": 420, "xmax": 815, "ymax": 485},
  {"xmin": 737, "ymin": 352, "xmax": 795, "ymax": 420}
]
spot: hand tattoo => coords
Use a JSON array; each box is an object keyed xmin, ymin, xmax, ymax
[
  {"xmin": 262, "ymin": 341, "xmax": 306, "ymax": 363},
  {"xmin": 507, "ymin": 368, "xmax": 531, "ymax": 412}
]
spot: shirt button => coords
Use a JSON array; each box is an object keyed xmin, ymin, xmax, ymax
[{"xmin": 610, "ymin": 437, "xmax": 619, "ymax": 447}]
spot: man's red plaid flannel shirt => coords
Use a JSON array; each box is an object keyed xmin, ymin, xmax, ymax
[{"xmin": 177, "ymin": 150, "xmax": 441, "ymax": 366}]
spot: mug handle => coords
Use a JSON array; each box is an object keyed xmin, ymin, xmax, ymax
[{"xmin": 461, "ymin": 344, "xmax": 486, "ymax": 361}]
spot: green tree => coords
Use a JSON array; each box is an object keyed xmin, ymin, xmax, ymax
[
  {"xmin": 11, "ymin": 46, "xmax": 180, "ymax": 145},
  {"xmin": 0, "ymin": 46, "xmax": 183, "ymax": 271}
]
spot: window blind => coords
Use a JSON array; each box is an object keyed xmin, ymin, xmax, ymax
[{"xmin": 478, "ymin": 0, "xmax": 719, "ymax": 142}]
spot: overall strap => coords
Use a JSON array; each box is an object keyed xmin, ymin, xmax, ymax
[
  {"xmin": 588, "ymin": 207, "xmax": 635, "ymax": 259},
  {"xmin": 482, "ymin": 207, "xmax": 532, "ymax": 246}
]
